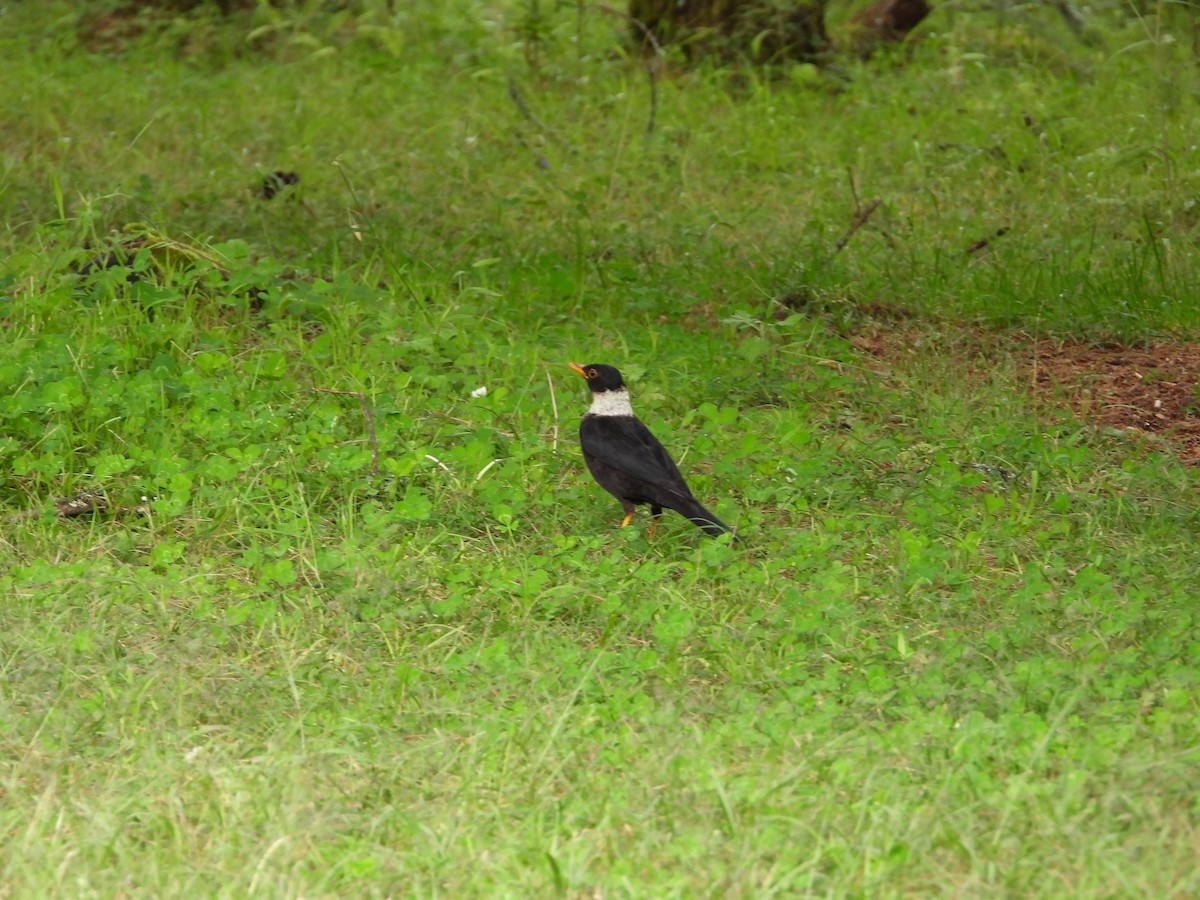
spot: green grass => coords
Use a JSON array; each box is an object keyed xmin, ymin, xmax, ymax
[{"xmin": 2, "ymin": 1, "xmax": 1200, "ymax": 896}]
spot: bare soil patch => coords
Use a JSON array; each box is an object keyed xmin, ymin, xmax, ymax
[
  {"xmin": 1031, "ymin": 340, "xmax": 1200, "ymax": 462},
  {"xmin": 850, "ymin": 325, "xmax": 1200, "ymax": 462}
]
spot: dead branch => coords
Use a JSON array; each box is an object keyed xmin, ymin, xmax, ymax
[
  {"xmin": 966, "ymin": 226, "xmax": 1010, "ymax": 255},
  {"xmin": 846, "ymin": 167, "xmax": 862, "ymax": 211},
  {"xmin": 832, "ymin": 198, "xmax": 882, "ymax": 257},
  {"xmin": 645, "ymin": 55, "xmax": 658, "ymax": 139},
  {"xmin": 4, "ymin": 493, "xmax": 110, "ymax": 525},
  {"xmin": 585, "ymin": 4, "xmax": 663, "ymax": 139},
  {"xmin": 507, "ymin": 75, "xmax": 576, "ymax": 157},
  {"xmin": 547, "ymin": 369, "xmax": 560, "ymax": 453}
]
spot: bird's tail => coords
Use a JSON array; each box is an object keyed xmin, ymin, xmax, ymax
[{"xmin": 677, "ymin": 499, "xmax": 735, "ymax": 540}]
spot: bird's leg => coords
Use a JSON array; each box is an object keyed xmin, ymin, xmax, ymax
[
  {"xmin": 648, "ymin": 505, "xmax": 663, "ymax": 538},
  {"xmin": 619, "ymin": 500, "xmax": 636, "ymax": 529}
]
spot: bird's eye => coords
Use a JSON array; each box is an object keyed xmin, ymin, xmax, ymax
[{"xmin": 587, "ymin": 368, "xmax": 597, "ymax": 378}]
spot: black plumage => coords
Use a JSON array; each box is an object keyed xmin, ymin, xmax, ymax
[{"xmin": 569, "ymin": 362, "xmax": 733, "ymax": 539}]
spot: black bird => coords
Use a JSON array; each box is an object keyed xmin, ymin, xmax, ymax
[{"xmin": 569, "ymin": 362, "xmax": 734, "ymax": 539}]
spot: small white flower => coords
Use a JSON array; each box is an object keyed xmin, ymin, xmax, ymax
[{"xmin": 470, "ymin": 386, "xmax": 488, "ymax": 398}]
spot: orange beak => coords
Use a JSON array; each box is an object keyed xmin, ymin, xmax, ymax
[{"xmin": 568, "ymin": 362, "xmax": 587, "ymax": 377}]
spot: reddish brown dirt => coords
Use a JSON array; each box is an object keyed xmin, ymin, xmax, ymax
[
  {"xmin": 1030, "ymin": 340, "xmax": 1200, "ymax": 462},
  {"xmin": 852, "ymin": 328, "xmax": 1200, "ymax": 462}
]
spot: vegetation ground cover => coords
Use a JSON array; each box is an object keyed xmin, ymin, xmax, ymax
[{"xmin": 1, "ymin": 1, "xmax": 1198, "ymax": 895}]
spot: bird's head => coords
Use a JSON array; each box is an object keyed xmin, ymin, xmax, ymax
[{"xmin": 569, "ymin": 362, "xmax": 626, "ymax": 393}]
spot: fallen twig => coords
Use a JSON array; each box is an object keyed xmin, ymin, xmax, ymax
[
  {"xmin": 645, "ymin": 56, "xmax": 658, "ymax": 139},
  {"xmin": 509, "ymin": 5, "xmax": 664, "ymax": 148},
  {"xmin": 846, "ymin": 166, "xmax": 862, "ymax": 210},
  {"xmin": 507, "ymin": 75, "xmax": 576, "ymax": 157},
  {"xmin": 4, "ymin": 492, "xmax": 110, "ymax": 525},
  {"xmin": 587, "ymin": 4, "xmax": 664, "ymax": 139},
  {"xmin": 832, "ymin": 198, "xmax": 882, "ymax": 257},
  {"xmin": 965, "ymin": 226, "xmax": 1009, "ymax": 255},
  {"xmin": 547, "ymin": 369, "xmax": 560, "ymax": 452}
]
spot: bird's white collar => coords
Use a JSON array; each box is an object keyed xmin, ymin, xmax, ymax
[{"xmin": 587, "ymin": 388, "xmax": 634, "ymax": 417}]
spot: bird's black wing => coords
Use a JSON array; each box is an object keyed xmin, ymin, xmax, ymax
[{"xmin": 579, "ymin": 415, "xmax": 694, "ymax": 502}]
